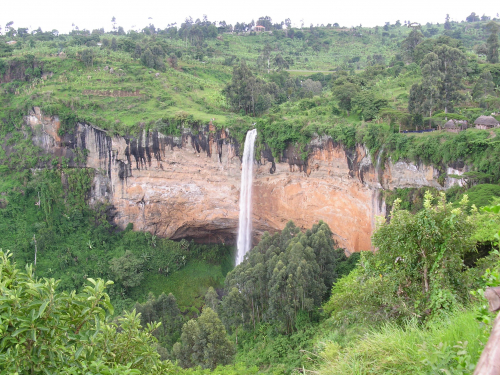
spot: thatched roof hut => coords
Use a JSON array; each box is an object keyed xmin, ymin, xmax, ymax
[
  {"xmin": 443, "ymin": 119, "xmax": 468, "ymax": 133},
  {"xmin": 474, "ymin": 116, "xmax": 500, "ymax": 130}
]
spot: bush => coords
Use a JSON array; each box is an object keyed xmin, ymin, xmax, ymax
[
  {"xmin": 0, "ymin": 250, "xmax": 174, "ymax": 374},
  {"xmin": 325, "ymin": 192, "xmax": 476, "ymax": 324}
]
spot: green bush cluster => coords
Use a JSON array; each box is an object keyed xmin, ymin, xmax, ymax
[{"xmin": 0, "ymin": 250, "xmax": 175, "ymax": 374}]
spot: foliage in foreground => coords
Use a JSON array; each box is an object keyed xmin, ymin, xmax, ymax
[
  {"xmin": 316, "ymin": 309, "xmax": 487, "ymax": 375},
  {"xmin": 0, "ymin": 250, "xmax": 174, "ymax": 374},
  {"xmin": 317, "ymin": 206, "xmax": 500, "ymax": 375},
  {"xmin": 325, "ymin": 192, "xmax": 476, "ymax": 324}
]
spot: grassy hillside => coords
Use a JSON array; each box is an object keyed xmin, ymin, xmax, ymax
[
  {"xmin": 2, "ymin": 15, "xmax": 500, "ymax": 374},
  {"xmin": 1, "ymin": 17, "xmax": 500, "ymax": 188}
]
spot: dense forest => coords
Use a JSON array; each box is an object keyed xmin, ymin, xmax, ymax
[{"xmin": 1, "ymin": 11, "xmax": 500, "ymax": 374}]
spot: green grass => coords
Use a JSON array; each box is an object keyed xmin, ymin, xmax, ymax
[
  {"xmin": 130, "ymin": 257, "xmax": 233, "ymax": 312},
  {"xmin": 315, "ymin": 308, "xmax": 487, "ymax": 375}
]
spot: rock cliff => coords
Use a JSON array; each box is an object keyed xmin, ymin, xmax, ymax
[{"xmin": 26, "ymin": 108, "xmax": 465, "ymax": 253}]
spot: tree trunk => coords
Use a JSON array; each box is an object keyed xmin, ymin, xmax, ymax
[
  {"xmin": 251, "ymin": 297, "xmax": 255, "ymax": 329},
  {"xmin": 422, "ymin": 251, "xmax": 429, "ymax": 294},
  {"xmin": 474, "ymin": 287, "xmax": 500, "ymax": 375},
  {"xmin": 423, "ymin": 265, "xmax": 429, "ymax": 293},
  {"xmin": 429, "ymin": 106, "xmax": 432, "ymax": 129}
]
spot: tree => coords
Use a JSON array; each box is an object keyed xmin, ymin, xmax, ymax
[
  {"xmin": 401, "ymin": 27, "xmax": 424, "ymax": 62},
  {"xmin": 135, "ymin": 292, "xmax": 183, "ymax": 349},
  {"xmin": 472, "ymin": 70, "xmax": 495, "ymax": 102},
  {"xmin": 257, "ymin": 16, "xmax": 273, "ymax": 30},
  {"xmin": 204, "ymin": 286, "xmax": 219, "ymax": 311},
  {"xmin": 220, "ymin": 287, "xmax": 245, "ymax": 342},
  {"xmin": 133, "ymin": 43, "xmax": 142, "ymax": 58},
  {"xmin": 301, "ymin": 78, "xmax": 322, "ymax": 96},
  {"xmin": 111, "ymin": 37, "xmax": 117, "ymax": 51},
  {"xmin": 409, "ymin": 52, "xmax": 442, "ymax": 123},
  {"xmin": 352, "ymin": 90, "xmax": 388, "ymax": 120},
  {"xmin": 486, "ymin": 21, "xmax": 500, "ymax": 63},
  {"xmin": 224, "ymin": 62, "xmax": 278, "ymax": 116},
  {"xmin": 168, "ymin": 53, "xmax": 178, "ymax": 68},
  {"xmin": 5, "ymin": 21, "xmax": 13, "ymax": 33},
  {"xmin": 274, "ymin": 53, "xmax": 289, "ymax": 70},
  {"xmin": 0, "ymin": 250, "xmax": 173, "ymax": 373},
  {"xmin": 466, "ymin": 12, "xmax": 480, "ymax": 22},
  {"xmin": 410, "ymin": 45, "xmax": 466, "ymax": 116},
  {"xmin": 141, "ymin": 48, "xmax": 155, "ymax": 68},
  {"xmin": 326, "ymin": 193, "xmax": 476, "ymax": 323},
  {"xmin": 434, "ymin": 45, "xmax": 467, "ymax": 113},
  {"xmin": 81, "ymin": 48, "xmax": 95, "ymax": 68},
  {"xmin": 173, "ymin": 307, "xmax": 235, "ymax": 369},
  {"xmin": 222, "ymin": 221, "xmax": 343, "ymax": 333},
  {"xmin": 109, "ymin": 250, "xmax": 144, "ymax": 289},
  {"xmin": 444, "ymin": 14, "xmax": 452, "ymax": 30},
  {"xmin": 332, "ymin": 82, "xmax": 360, "ymax": 115},
  {"xmin": 372, "ymin": 192, "xmax": 475, "ymax": 316}
]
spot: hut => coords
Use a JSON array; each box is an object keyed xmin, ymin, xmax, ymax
[
  {"xmin": 254, "ymin": 25, "xmax": 265, "ymax": 32},
  {"xmin": 443, "ymin": 119, "xmax": 468, "ymax": 133},
  {"xmin": 474, "ymin": 115, "xmax": 500, "ymax": 130}
]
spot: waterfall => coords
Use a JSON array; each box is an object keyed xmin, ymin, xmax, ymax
[
  {"xmin": 375, "ymin": 146, "xmax": 384, "ymax": 187},
  {"xmin": 236, "ymin": 129, "xmax": 257, "ymax": 266}
]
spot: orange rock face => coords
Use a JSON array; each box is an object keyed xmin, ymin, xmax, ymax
[{"xmin": 27, "ymin": 108, "xmax": 461, "ymax": 253}]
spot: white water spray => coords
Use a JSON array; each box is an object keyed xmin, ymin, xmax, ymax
[
  {"xmin": 236, "ymin": 129, "xmax": 257, "ymax": 266},
  {"xmin": 375, "ymin": 146, "xmax": 385, "ymax": 187}
]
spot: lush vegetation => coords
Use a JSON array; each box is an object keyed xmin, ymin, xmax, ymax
[
  {"xmin": 2, "ymin": 196, "xmax": 500, "ymax": 373},
  {"xmin": 315, "ymin": 196, "xmax": 500, "ymax": 375},
  {"xmin": 0, "ymin": 250, "xmax": 175, "ymax": 374},
  {"xmin": 2, "ymin": 11, "xmax": 500, "ymax": 374},
  {"xmin": 2, "ymin": 14, "xmax": 500, "ymax": 164}
]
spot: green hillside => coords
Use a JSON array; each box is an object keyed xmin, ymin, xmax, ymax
[{"xmin": 1, "ymin": 13, "xmax": 500, "ymax": 374}]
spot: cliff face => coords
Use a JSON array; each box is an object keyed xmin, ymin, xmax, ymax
[{"xmin": 26, "ymin": 108, "xmax": 465, "ymax": 253}]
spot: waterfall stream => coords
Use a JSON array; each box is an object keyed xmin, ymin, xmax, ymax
[
  {"xmin": 375, "ymin": 146, "xmax": 384, "ymax": 187},
  {"xmin": 236, "ymin": 129, "xmax": 257, "ymax": 266}
]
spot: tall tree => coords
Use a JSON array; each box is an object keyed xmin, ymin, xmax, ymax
[
  {"xmin": 111, "ymin": 37, "xmax": 117, "ymax": 51},
  {"xmin": 486, "ymin": 21, "xmax": 500, "ymax": 63},
  {"xmin": 222, "ymin": 221, "xmax": 342, "ymax": 333},
  {"xmin": 472, "ymin": 70, "xmax": 495, "ymax": 102},
  {"xmin": 81, "ymin": 48, "xmax": 95, "ymax": 68},
  {"xmin": 332, "ymin": 82, "xmax": 360, "ymax": 115},
  {"xmin": 224, "ymin": 62, "xmax": 277, "ymax": 116},
  {"xmin": 173, "ymin": 307, "xmax": 235, "ymax": 369},
  {"xmin": 402, "ymin": 27, "xmax": 424, "ymax": 62},
  {"xmin": 444, "ymin": 14, "xmax": 452, "ymax": 30},
  {"xmin": 410, "ymin": 45, "xmax": 466, "ymax": 116},
  {"xmin": 135, "ymin": 292, "xmax": 183, "ymax": 349},
  {"xmin": 409, "ymin": 52, "xmax": 442, "ymax": 122},
  {"xmin": 466, "ymin": 12, "xmax": 480, "ymax": 22},
  {"xmin": 204, "ymin": 286, "xmax": 219, "ymax": 311},
  {"xmin": 434, "ymin": 45, "xmax": 467, "ymax": 113}
]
